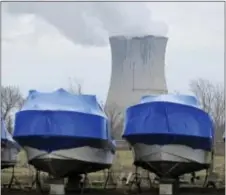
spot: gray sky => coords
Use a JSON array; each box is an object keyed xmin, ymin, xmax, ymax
[{"xmin": 2, "ymin": 2, "xmax": 224, "ymax": 102}]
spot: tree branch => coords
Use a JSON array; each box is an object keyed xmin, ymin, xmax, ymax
[
  {"xmin": 1, "ymin": 86, "xmax": 24, "ymax": 133},
  {"xmin": 189, "ymin": 78, "xmax": 225, "ymax": 137},
  {"xmin": 104, "ymin": 103, "xmax": 123, "ymax": 139},
  {"xmin": 67, "ymin": 77, "xmax": 83, "ymax": 94}
]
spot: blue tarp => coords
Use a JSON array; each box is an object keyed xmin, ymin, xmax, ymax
[
  {"xmin": 13, "ymin": 89, "xmax": 113, "ymax": 151},
  {"xmin": 140, "ymin": 94, "xmax": 200, "ymax": 108},
  {"xmin": 1, "ymin": 117, "xmax": 20, "ymax": 150},
  {"xmin": 123, "ymin": 94, "xmax": 213, "ymax": 151}
]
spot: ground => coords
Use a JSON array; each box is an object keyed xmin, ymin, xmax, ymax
[
  {"xmin": 1, "ymin": 187, "xmax": 225, "ymax": 195},
  {"xmin": 1, "ymin": 150, "xmax": 225, "ymax": 194}
]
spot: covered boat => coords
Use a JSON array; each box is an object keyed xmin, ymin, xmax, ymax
[
  {"xmin": 122, "ymin": 94, "xmax": 213, "ymax": 178},
  {"xmin": 13, "ymin": 89, "xmax": 115, "ymax": 177},
  {"xmin": 1, "ymin": 117, "xmax": 20, "ymax": 169}
]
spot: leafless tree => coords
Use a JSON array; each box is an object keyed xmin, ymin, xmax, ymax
[
  {"xmin": 6, "ymin": 117, "xmax": 14, "ymax": 134},
  {"xmin": 67, "ymin": 78, "xmax": 124, "ymax": 138},
  {"xmin": 190, "ymin": 78, "xmax": 225, "ymax": 132},
  {"xmin": 103, "ymin": 103, "xmax": 124, "ymax": 183},
  {"xmin": 190, "ymin": 78, "xmax": 225, "ymax": 172},
  {"xmin": 1, "ymin": 86, "xmax": 24, "ymax": 133},
  {"xmin": 104, "ymin": 103, "xmax": 123, "ymax": 139},
  {"xmin": 67, "ymin": 77, "xmax": 83, "ymax": 94}
]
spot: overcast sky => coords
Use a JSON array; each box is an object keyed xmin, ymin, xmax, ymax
[{"xmin": 2, "ymin": 2, "xmax": 224, "ymax": 102}]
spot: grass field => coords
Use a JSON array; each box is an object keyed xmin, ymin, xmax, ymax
[{"xmin": 1, "ymin": 149, "xmax": 225, "ymax": 186}]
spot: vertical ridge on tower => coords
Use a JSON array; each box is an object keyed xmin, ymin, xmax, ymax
[{"xmin": 106, "ymin": 35, "xmax": 168, "ymax": 113}]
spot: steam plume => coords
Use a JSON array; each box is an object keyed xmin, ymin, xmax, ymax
[{"xmin": 4, "ymin": 2, "xmax": 168, "ymax": 46}]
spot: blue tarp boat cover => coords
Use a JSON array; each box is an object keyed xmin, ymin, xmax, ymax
[
  {"xmin": 123, "ymin": 94, "xmax": 213, "ymax": 151},
  {"xmin": 13, "ymin": 89, "xmax": 114, "ymax": 151},
  {"xmin": 1, "ymin": 117, "xmax": 20, "ymax": 150}
]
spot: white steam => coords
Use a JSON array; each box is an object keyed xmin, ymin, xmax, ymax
[{"xmin": 4, "ymin": 2, "xmax": 168, "ymax": 46}]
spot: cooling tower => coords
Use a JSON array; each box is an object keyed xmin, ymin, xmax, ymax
[{"xmin": 106, "ymin": 35, "xmax": 168, "ymax": 113}]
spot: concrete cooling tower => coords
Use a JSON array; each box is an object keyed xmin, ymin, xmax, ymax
[{"xmin": 106, "ymin": 35, "xmax": 168, "ymax": 113}]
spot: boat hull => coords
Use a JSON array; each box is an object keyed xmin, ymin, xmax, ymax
[
  {"xmin": 24, "ymin": 146, "xmax": 115, "ymax": 177},
  {"xmin": 131, "ymin": 143, "xmax": 211, "ymax": 178}
]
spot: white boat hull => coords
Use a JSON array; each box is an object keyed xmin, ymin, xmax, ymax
[
  {"xmin": 131, "ymin": 143, "xmax": 211, "ymax": 177},
  {"xmin": 24, "ymin": 146, "xmax": 115, "ymax": 177}
]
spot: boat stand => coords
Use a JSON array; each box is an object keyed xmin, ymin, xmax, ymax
[
  {"xmin": 48, "ymin": 176, "xmax": 65, "ymax": 195},
  {"xmin": 103, "ymin": 169, "xmax": 117, "ymax": 189},
  {"xmin": 158, "ymin": 178, "xmax": 179, "ymax": 195},
  {"xmin": 145, "ymin": 162, "xmax": 180, "ymax": 195},
  {"xmin": 66, "ymin": 173, "xmax": 89, "ymax": 194},
  {"xmin": 7, "ymin": 166, "xmax": 22, "ymax": 189},
  {"xmin": 30, "ymin": 170, "xmax": 44, "ymax": 193},
  {"xmin": 127, "ymin": 166, "xmax": 153, "ymax": 193},
  {"xmin": 128, "ymin": 166, "xmax": 142, "ymax": 193},
  {"xmin": 80, "ymin": 173, "xmax": 89, "ymax": 194},
  {"xmin": 202, "ymin": 150, "xmax": 224, "ymax": 189}
]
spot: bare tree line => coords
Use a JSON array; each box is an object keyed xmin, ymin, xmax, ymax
[
  {"xmin": 189, "ymin": 78, "xmax": 225, "ymax": 173},
  {"xmin": 1, "ymin": 86, "xmax": 24, "ymax": 133},
  {"xmin": 189, "ymin": 78, "xmax": 225, "ymax": 138}
]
